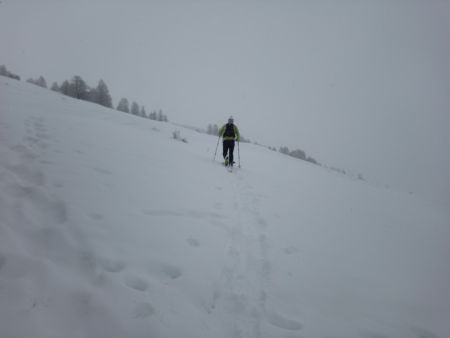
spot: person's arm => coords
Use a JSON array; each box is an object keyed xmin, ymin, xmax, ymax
[{"xmin": 234, "ymin": 126, "xmax": 240, "ymax": 141}]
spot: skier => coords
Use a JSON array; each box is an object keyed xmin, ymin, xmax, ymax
[{"xmin": 219, "ymin": 116, "xmax": 240, "ymax": 167}]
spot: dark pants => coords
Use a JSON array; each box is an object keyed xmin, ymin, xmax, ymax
[{"xmin": 223, "ymin": 140, "xmax": 235, "ymax": 165}]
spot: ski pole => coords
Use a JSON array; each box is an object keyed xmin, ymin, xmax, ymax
[
  {"xmin": 237, "ymin": 141, "xmax": 241, "ymax": 168},
  {"xmin": 213, "ymin": 135, "xmax": 220, "ymax": 161}
]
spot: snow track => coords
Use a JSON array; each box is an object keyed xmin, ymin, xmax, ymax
[{"xmin": 210, "ymin": 170, "xmax": 302, "ymax": 338}]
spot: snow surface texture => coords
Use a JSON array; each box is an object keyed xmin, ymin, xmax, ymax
[{"xmin": 0, "ymin": 77, "xmax": 449, "ymax": 338}]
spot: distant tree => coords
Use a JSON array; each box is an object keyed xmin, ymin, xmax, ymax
[
  {"xmin": 26, "ymin": 76, "xmax": 47, "ymax": 88},
  {"xmin": 290, "ymin": 149, "xmax": 306, "ymax": 160},
  {"xmin": 0, "ymin": 65, "xmax": 20, "ymax": 80},
  {"xmin": 51, "ymin": 82, "xmax": 60, "ymax": 92},
  {"xmin": 88, "ymin": 87, "xmax": 98, "ymax": 102},
  {"xmin": 0, "ymin": 65, "xmax": 8, "ymax": 77},
  {"xmin": 207, "ymin": 124, "xmax": 219, "ymax": 135},
  {"xmin": 131, "ymin": 101, "xmax": 140, "ymax": 115},
  {"xmin": 94, "ymin": 79, "xmax": 113, "ymax": 108},
  {"xmin": 306, "ymin": 156, "xmax": 318, "ymax": 165},
  {"xmin": 117, "ymin": 98, "xmax": 130, "ymax": 113},
  {"xmin": 149, "ymin": 111, "xmax": 157, "ymax": 120},
  {"xmin": 157, "ymin": 109, "xmax": 164, "ymax": 121},
  {"xmin": 60, "ymin": 80, "xmax": 70, "ymax": 95},
  {"xmin": 212, "ymin": 124, "xmax": 218, "ymax": 135},
  {"xmin": 140, "ymin": 106, "xmax": 147, "ymax": 118},
  {"xmin": 68, "ymin": 75, "xmax": 89, "ymax": 100},
  {"xmin": 36, "ymin": 76, "xmax": 47, "ymax": 88},
  {"xmin": 279, "ymin": 146, "xmax": 290, "ymax": 155}
]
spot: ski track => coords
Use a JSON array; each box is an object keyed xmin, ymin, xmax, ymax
[{"xmin": 210, "ymin": 169, "xmax": 302, "ymax": 338}]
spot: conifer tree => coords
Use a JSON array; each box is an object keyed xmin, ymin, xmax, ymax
[
  {"xmin": 51, "ymin": 82, "xmax": 60, "ymax": 92},
  {"xmin": 69, "ymin": 75, "xmax": 89, "ymax": 100},
  {"xmin": 140, "ymin": 106, "xmax": 147, "ymax": 118},
  {"xmin": 117, "ymin": 98, "xmax": 130, "ymax": 113},
  {"xmin": 60, "ymin": 80, "xmax": 70, "ymax": 95},
  {"xmin": 131, "ymin": 102, "xmax": 140, "ymax": 115},
  {"xmin": 94, "ymin": 79, "xmax": 113, "ymax": 108},
  {"xmin": 36, "ymin": 76, "xmax": 47, "ymax": 88}
]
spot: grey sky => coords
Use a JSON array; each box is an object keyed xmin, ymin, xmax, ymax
[{"xmin": 1, "ymin": 0, "xmax": 450, "ymax": 201}]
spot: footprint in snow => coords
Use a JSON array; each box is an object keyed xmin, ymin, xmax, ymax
[
  {"xmin": 147, "ymin": 261, "xmax": 183, "ymax": 281},
  {"xmin": 133, "ymin": 302, "xmax": 155, "ymax": 319},
  {"xmin": 10, "ymin": 144, "xmax": 37, "ymax": 160},
  {"xmin": 266, "ymin": 311, "xmax": 303, "ymax": 331},
  {"xmin": 124, "ymin": 275, "xmax": 150, "ymax": 292},
  {"xmin": 257, "ymin": 217, "xmax": 268, "ymax": 229},
  {"xmin": 7, "ymin": 163, "xmax": 45, "ymax": 186},
  {"xmin": 100, "ymin": 258, "xmax": 126, "ymax": 273},
  {"xmin": 186, "ymin": 237, "xmax": 200, "ymax": 247}
]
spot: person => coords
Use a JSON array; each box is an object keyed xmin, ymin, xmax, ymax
[{"xmin": 219, "ymin": 116, "xmax": 240, "ymax": 166}]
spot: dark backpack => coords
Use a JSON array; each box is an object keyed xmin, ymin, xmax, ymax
[{"xmin": 223, "ymin": 123, "xmax": 235, "ymax": 138}]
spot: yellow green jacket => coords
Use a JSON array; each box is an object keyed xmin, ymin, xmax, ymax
[{"xmin": 219, "ymin": 123, "xmax": 240, "ymax": 141}]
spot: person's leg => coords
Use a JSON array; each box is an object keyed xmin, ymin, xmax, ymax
[
  {"xmin": 229, "ymin": 141, "xmax": 235, "ymax": 165},
  {"xmin": 223, "ymin": 141, "xmax": 230, "ymax": 164},
  {"xmin": 222, "ymin": 141, "xmax": 228, "ymax": 160}
]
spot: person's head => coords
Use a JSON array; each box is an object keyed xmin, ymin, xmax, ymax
[{"xmin": 228, "ymin": 116, "xmax": 234, "ymax": 124}]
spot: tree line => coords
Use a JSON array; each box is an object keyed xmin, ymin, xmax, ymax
[
  {"xmin": 1, "ymin": 65, "xmax": 363, "ymax": 180},
  {"xmin": 1, "ymin": 65, "xmax": 168, "ymax": 122}
]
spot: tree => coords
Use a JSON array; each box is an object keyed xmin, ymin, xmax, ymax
[
  {"xmin": 208, "ymin": 124, "xmax": 219, "ymax": 135},
  {"xmin": 306, "ymin": 156, "xmax": 318, "ymax": 165},
  {"xmin": 131, "ymin": 102, "xmax": 140, "ymax": 115},
  {"xmin": 140, "ymin": 106, "xmax": 147, "ymax": 118},
  {"xmin": 94, "ymin": 79, "xmax": 112, "ymax": 108},
  {"xmin": 212, "ymin": 124, "xmax": 218, "ymax": 135},
  {"xmin": 36, "ymin": 76, "xmax": 47, "ymax": 88},
  {"xmin": 51, "ymin": 82, "xmax": 60, "ymax": 92},
  {"xmin": 290, "ymin": 149, "xmax": 306, "ymax": 160},
  {"xmin": 117, "ymin": 98, "xmax": 130, "ymax": 113},
  {"xmin": 68, "ymin": 75, "xmax": 89, "ymax": 100},
  {"xmin": 279, "ymin": 146, "xmax": 290, "ymax": 155},
  {"xmin": 0, "ymin": 65, "xmax": 7, "ymax": 76},
  {"xmin": 60, "ymin": 80, "xmax": 70, "ymax": 95},
  {"xmin": 157, "ymin": 109, "xmax": 162, "ymax": 121}
]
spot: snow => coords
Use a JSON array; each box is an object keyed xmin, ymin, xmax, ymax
[{"xmin": 1, "ymin": 77, "xmax": 449, "ymax": 338}]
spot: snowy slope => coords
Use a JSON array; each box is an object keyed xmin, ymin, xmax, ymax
[{"xmin": 1, "ymin": 77, "xmax": 449, "ymax": 338}]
